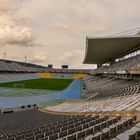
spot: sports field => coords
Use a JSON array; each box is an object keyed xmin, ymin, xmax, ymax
[{"xmin": 0, "ymin": 78, "xmax": 73, "ymax": 90}]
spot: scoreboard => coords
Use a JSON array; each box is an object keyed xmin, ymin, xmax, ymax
[
  {"xmin": 48, "ymin": 64, "xmax": 53, "ymax": 68},
  {"xmin": 61, "ymin": 65, "xmax": 68, "ymax": 69}
]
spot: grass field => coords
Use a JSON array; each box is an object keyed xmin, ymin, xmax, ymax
[{"xmin": 0, "ymin": 78, "xmax": 73, "ymax": 90}]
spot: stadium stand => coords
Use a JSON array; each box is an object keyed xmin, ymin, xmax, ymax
[
  {"xmin": 72, "ymin": 74, "xmax": 87, "ymax": 79},
  {"xmin": 46, "ymin": 36, "xmax": 140, "ymax": 139},
  {"xmin": 83, "ymin": 76, "xmax": 140, "ymax": 99},
  {"xmin": 0, "ymin": 60, "xmax": 43, "ymax": 72},
  {"xmin": 94, "ymin": 54, "xmax": 140, "ymax": 74},
  {"xmin": 0, "ymin": 72, "xmax": 88, "ymax": 83},
  {"xmin": 38, "ymin": 73, "xmax": 88, "ymax": 79},
  {"xmin": 50, "ymin": 69, "xmax": 91, "ymax": 74},
  {"xmin": 48, "ymin": 94, "xmax": 140, "ymax": 112},
  {"xmin": 0, "ymin": 108, "xmax": 137, "ymax": 140},
  {"xmin": 0, "ymin": 73, "xmax": 40, "ymax": 83},
  {"xmin": 51, "ymin": 73, "xmax": 73, "ymax": 78},
  {"xmin": 38, "ymin": 72, "xmax": 52, "ymax": 78}
]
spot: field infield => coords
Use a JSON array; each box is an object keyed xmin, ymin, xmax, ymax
[{"xmin": 0, "ymin": 78, "xmax": 73, "ymax": 90}]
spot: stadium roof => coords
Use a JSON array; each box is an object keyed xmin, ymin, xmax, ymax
[{"xmin": 83, "ymin": 36, "xmax": 140, "ymax": 64}]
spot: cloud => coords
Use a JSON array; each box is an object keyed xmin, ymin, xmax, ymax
[
  {"xmin": 59, "ymin": 50, "xmax": 82, "ymax": 63},
  {"xmin": 0, "ymin": 25, "xmax": 34, "ymax": 46},
  {"xmin": 0, "ymin": 0, "xmax": 16, "ymax": 15},
  {"xmin": 58, "ymin": 50, "xmax": 96, "ymax": 69},
  {"xmin": 49, "ymin": 21, "xmax": 84, "ymax": 36},
  {"xmin": 83, "ymin": 22, "xmax": 111, "ymax": 34},
  {"xmin": 0, "ymin": 0, "xmax": 41, "ymax": 47},
  {"xmin": 1, "ymin": 0, "xmax": 140, "ymax": 69},
  {"xmin": 50, "ymin": 22, "xmax": 74, "ymax": 32},
  {"xmin": 29, "ymin": 51, "xmax": 51, "ymax": 64}
]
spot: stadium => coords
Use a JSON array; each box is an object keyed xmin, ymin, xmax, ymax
[
  {"xmin": 0, "ymin": 1, "xmax": 140, "ymax": 140},
  {"xmin": 0, "ymin": 33, "xmax": 140, "ymax": 140}
]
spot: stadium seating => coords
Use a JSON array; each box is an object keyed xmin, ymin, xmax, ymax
[
  {"xmin": 83, "ymin": 76, "xmax": 140, "ymax": 99},
  {"xmin": 38, "ymin": 72, "xmax": 52, "ymax": 78},
  {"xmin": 0, "ymin": 73, "xmax": 40, "ymax": 83},
  {"xmin": 94, "ymin": 54, "xmax": 140, "ymax": 74},
  {"xmin": 48, "ymin": 94, "xmax": 140, "ymax": 112},
  {"xmin": 0, "ymin": 108, "xmax": 137, "ymax": 140},
  {"xmin": 51, "ymin": 73, "xmax": 73, "ymax": 78},
  {"xmin": 0, "ymin": 60, "xmax": 47, "ymax": 72},
  {"xmin": 51, "ymin": 69, "xmax": 91, "ymax": 74},
  {"xmin": 72, "ymin": 74, "xmax": 87, "ymax": 79},
  {"xmin": 38, "ymin": 73, "xmax": 87, "ymax": 79},
  {"xmin": 0, "ymin": 72, "xmax": 87, "ymax": 83}
]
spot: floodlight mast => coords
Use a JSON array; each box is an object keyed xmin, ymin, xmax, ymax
[
  {"xmin": 3, "ymin": 52, "xmax": 6, "ymax": 60},
  {"xmin": 24, "ymin": 56, "xmax": 27, "ymax": 67}
]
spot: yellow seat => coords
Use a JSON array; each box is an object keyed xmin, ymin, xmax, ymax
[
  {"xmin": 38, "ymin": 72, "xmax": 52, "ymax": 78},
  {"xmin": 72, "ymin": 74, "xmax": 87, "ymax": 79}
]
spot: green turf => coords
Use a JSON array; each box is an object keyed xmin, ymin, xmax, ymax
[
  {"xmin": 0, "ymin": 78, "xmax": 73, "ymax": 90},
  {"xmin": 0, "ymin": 88, "xmax": 57, "ymax": 97}
]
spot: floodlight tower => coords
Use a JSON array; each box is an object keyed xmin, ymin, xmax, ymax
[
  {"xmin": 3, "ymin": 52, "xmax": 6, "ymax": 60},
  {"xmin": 24, "ymin": 56, "xmax": 27, "ymax": 67}
]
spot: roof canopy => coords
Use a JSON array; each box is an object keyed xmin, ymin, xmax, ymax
[{"xmin": 83, "ymin": 36, "xmax": 140, "ymax": 64}]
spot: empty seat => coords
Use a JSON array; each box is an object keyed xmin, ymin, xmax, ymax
[
  {"xmin": 68, "ymin": 128, "xmax": 75, "ymax": 135},
  {"xmin": 131, "ymin": 126, "xmax": 140, "ymax": 139},
  {"xmin": 109, "ymin": 124, "xmax": 117, "ymax": 135},
  {"xmin": 116, "ymin": 133, "xmax": 129, "ymax": 140},
  {"xmin": 92, "ymin": 132, "xmax": 102, "ymax": 140},
  {"xmin": 49, "ymin": 133, "xmax": 58, "ymax": 140},
  {"xmin": 67, "ymin": 134, "xmax": 76, "ymax": 140},
  {"xmin": 35, "ymin": 133, "xmax": 44, "ymax": 140},
  {"xmin": 77, "ymin": 130, "xmax": 86, "ymax": 139},
  {"xmin": 59, "ymin": 131, "xmax": 67, "ymax": 138},
  {"xmin": 94, "ymin": 124, "xmax": 101, "ymax": 132},
  {"xmin": 124, "ymin": 130, "xmax": 137, "ymax": 140},
  {"xmin": 86, "ymin": 127, "xmax": 94, "ymax": 135},
  {"xmin": 102, "ymin": 128, "xmax": 110, "ymax": 139},
  {"xmin": 25, "ymin": 136, "xmax": 34, "ymax": 140}
]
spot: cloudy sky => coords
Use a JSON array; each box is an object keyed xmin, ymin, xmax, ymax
[{"xmin": 0, "ymin": 0, "xmax": 140, "ymax": 68}]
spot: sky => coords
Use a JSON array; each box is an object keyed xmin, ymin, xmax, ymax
[{"xmin": 0, "ymin": 0, "xmax": 140, "ymax": 69}]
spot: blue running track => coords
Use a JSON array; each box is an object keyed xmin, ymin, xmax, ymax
[{"xmin": 0, "ymin": 79, "xmax": 81, "ymax": 107}]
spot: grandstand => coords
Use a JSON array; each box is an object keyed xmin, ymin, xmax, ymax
[
  {"xmin": 46, "ymin": 35, "xmax": 140, "ymax": 139},
  {"xmin": 0, "ymin": 59, "xmax": 48, "ymax": 72},
  {"xmin": 0, "ymin": 35, "xmax": 140, "ymax": 140},
  {"xmin": 0, "ymin": 73, "xmax": 40, "ymax": 83},
  {"xmin": 83, "ymin": 76, "xmax": 140, "ymax": 99},
  {"xmin": 38, "ymin": 73, "xmax": 52, "ymax": 78},
  {"xmin": 72, "ymin": 74, "xmax": 87, "ymax": 79}
]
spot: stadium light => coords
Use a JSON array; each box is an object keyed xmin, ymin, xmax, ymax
[
  {"xmin": 24, "ymin": 56, "xmax": 27, "ymax": 67},
  {"xmin": 3, "ymin": 52, "xmax": 6, "ymax": 60}
]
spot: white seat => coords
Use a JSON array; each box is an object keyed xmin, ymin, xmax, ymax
[
  {"xmin": 136, "ymin": 123, "xmax": 140, "ymax": 128},
  {"xmin": 124, "ymin": 129, "xmax": 136, "ymax": 138},
  {"xmin": 93, "ymin": 131, "xmax": 102, "ymax": 139},
  {"xmin": 84, "ymin": 135, "xmax": 93, "ymax": 140},
  {"xmin": 116, "ymin": 133, "xmax": 129, "ymax": 140},
  {"xmin": 130, "ymin": 126, "xmax": 140, "ymax": 135}
]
